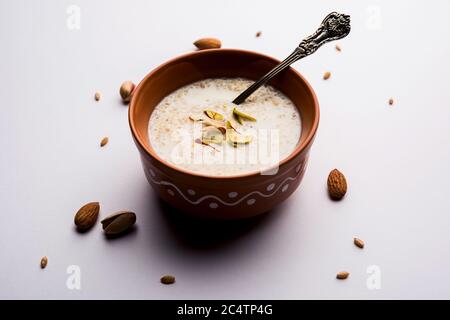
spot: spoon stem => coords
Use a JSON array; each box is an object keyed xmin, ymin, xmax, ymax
[
  {"xmin": 232, "ymin": 12, "xmax": 351, "ymax": 105},
  {"xmin": 232, "ymin": 51, "xmax": 299, "ymax": 105}
]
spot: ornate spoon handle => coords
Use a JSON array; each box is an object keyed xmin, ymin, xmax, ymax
[{"xmin": 232, "ymin": 12, "xmax": 351, "ymax": 105}]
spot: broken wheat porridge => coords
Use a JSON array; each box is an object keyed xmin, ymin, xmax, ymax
[{"xmin": 148, "ymin": 78, "xmax": 301, "ymax": 176}]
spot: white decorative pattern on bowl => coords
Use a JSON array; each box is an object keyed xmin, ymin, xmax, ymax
[{"xmin": 144, "ymin": 159, "xmax": 307, "ymax": 208}]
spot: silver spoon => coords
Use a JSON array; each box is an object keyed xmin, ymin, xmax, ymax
[{"xmin": 232, "ymin": 12, "xmax": 351, "ymax": 105}]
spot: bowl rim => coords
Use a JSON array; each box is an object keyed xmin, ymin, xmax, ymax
[{"xmin": 129, "ymin": 48, "xmax": 320, "ymax": 180}]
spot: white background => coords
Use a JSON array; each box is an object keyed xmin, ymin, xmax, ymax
[{"xmin": 1, "ymin": 0, "xmax": 450, "ymax": 299}]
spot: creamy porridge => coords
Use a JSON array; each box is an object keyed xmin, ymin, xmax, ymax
[{"xmin": 148, "ymin": 78, "xmax": 301, "ymax": 176}]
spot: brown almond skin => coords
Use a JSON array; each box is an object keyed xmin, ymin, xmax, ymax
[
  {"xmin": 161, "ymin": 275, "xmax": 175, "ymax": 285},
  {"xmin": 74, "ymin": 202, "xmax": 100, "ymax": 231},
  {"xmin": 327, "ymin": 169, "xmax": 347, "ymax": 200},
  {"xmin": 354, "ymin": 237, "xmax": 365, "ymax": 249},
  {"xmin": 101, "ymin": 211, "xmax": 136, "ymax": 236},
  {"xmin": 193, "ymin": 38, "xmax": 221, "ymax": 50},
  {"xmin": 336, "ymin": 271, "xmax": 349, "ymax": 280},
  {"xmin": 40, "ymin": 256, "xmax": 48, "ymax": 269},
  {"xmin": 323, "ymin": 71, "xmax": 331, "ymax": 80},
  {"xmin": 100, "ymin": 137, "xmax": 109, "ymax": 147}
]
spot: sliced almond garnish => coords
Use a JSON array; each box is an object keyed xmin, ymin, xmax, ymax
[
  {"xmin": 189, "ymin": 115, "xmax": 204, "ymax": 122},
  {"xmin": 203, "ymin": 118, "xmax": 226, "ymax": 132},
  {"xmin": 202, "ymin": 126, "xmax": 224, "ymax": 144}
]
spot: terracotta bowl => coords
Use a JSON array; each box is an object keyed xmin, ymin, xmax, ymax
[{"xmin": 129, "ymin": 49, "xmax": 319, "ymax": 219}]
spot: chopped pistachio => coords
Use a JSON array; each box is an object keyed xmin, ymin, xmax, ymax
[
  {"xmin": 203, "ymin": 118, "xmax": 226, "ymax": 132},
  {"xmin": 226, "ymin": 120, "xmax": 239, "ymax": 133},
  {"xmin": 233, "ymin": 107, "xmax": 256, "ymax": 122},
  {"xmin": 233, "ymin": 112, "xmax": 243, "ymax": 125},
  {"xmin": 204, "ymin": 109, "xmax": 225, "ymax": 121}
]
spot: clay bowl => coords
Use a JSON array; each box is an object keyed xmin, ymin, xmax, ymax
[{"xmin": 129, "ymin": 49, "xmax": 319, "ymax": 219}]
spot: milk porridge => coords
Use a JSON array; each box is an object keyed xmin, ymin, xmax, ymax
[{"xmin": 148, "ymin": 78, "xmax": 301, "ymax": 176}]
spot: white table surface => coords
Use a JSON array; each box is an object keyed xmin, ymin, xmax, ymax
[{"xmin": 1, "ymin": 0, "xmax": 450, "ymax": 299}]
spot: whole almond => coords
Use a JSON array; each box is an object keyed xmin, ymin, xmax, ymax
[
  {"xmin": 40, "ymin": 256, "xmax": 48, "ymax": 269},
  {"xmin": 74, "ymin": 202, "xmax": 100, "ymax": 231},
  {"xmin": 120, "ymin": 81, "xmax": 135, "ymax": 103},
  {"xmin": 101, "ymin": 211, "xmax": 136, "ymax": 236},
  {"xmin": 323, "ymin": 71, "xmax": 331, "ymax": 80},
  {"xmin": 160, "ymin": 275, "xmax": 175, "ymax": 285},
  {"xmin": 193, "ymin": 38, "xmax": 221, "ymax": 50},
  {"xmin": 335, "ymin": 44, "xmax": 342, "ymax": 52},
  {"xmin": 94, "ymin": 91, "xmax": 101, "ymax": 101},
  {"xmin": 327, "ymin": 169, "xmax": 347, "ymax": 200},
  {"xmin": 336, "ymin": 271, "xmax": 349, "ymax": 280},
  {"xmin": 389, "ymin": 98, "xmax": 394, "ymax": 105}
]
